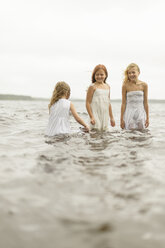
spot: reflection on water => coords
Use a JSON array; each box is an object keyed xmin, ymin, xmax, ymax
[{"xmin": 0, "ymin": 100, "xmax": 165, "ymax": 248}]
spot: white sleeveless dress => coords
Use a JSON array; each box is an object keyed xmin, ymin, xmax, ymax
[
  {"xmin": 90, "ymin": 88, "xmax": 110, "ymax": 131},
  {"xmin": 124, "ymin": 91, "xmax": 146, "ymax": 130},
  {"xmin": 45, "ymin": 99, "xmax": 71, "ymax": 136}
]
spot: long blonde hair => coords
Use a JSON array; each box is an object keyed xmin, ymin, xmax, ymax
[
  {"xmin": 48, "ymin": 81, "xmax": 70, "ymax": 110},
  {"xmin": 123, "ymin": 63, "xmax": 140, "ymax": 84}
]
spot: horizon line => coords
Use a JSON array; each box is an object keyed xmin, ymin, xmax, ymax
[{"xmin": 0, "ymin": 93, "xmax": 165, "ymax": 101}]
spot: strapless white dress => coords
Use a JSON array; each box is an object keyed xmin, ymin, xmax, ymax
[
  {"xmin": 124, "ymin": 91, "xmax": 146, "ymax": 130},
  {"xmin": 45, "ymin": 99, "xmax": 71, "ymax": 136},
  {"xmin": 90, "ymin": 88, "xmax": 110, "ymax": 131}
]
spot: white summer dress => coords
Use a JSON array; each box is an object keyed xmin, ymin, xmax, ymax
[
  {"xmin": 124, "ymin": 91, "xmax": 146, "ymax": 130},
  {"xmin": 45, "ymin": 99, "xmax": 71, "ymax": 136},
  {"xmin": 90, "ymin": 88, "xmax": 110, "ymax": 131}
]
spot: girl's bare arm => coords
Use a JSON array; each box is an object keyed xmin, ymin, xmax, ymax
[
  {"xmin": 143, "ymin": 83, "xmax": 149, "ymax": 127},
  {"xmin": 108, "ymin": 86, "xmax": 115, "ymax": 126},
  {"xmin": 70, "ymin": 102, "xmax": 89, "ymax": 130},
  {"xmin": 86, "ymin": 85, "xmax": 95, "ymax": 124},
  {"xmin": 120, "ymin": 84, "xmax": 127, "ymax": 128}
]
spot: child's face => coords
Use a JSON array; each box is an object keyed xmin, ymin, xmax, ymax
[
  {"xmin": 128, "ymin": 67, "xmax": 139, "ymax": 81},
  {"xmin": 95, "ymin": 69, "xmax": 106, "ymax": 83}
]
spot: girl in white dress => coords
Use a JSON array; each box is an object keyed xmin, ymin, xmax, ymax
[
  {"xmin": 46, "ymin": 81, "xmax": 89, "ymax": 136},
  {"xmin": 120, "ymin": 63, "xmax": 149, "ymax": 130},
  {"xmin": 86, "ymin": 64, "xmax": 115, "ymax": 131}
]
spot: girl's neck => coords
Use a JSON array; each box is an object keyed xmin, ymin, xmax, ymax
[
  {"xmin": 95, "ymin": 81, "xmax": 104, "ymax": 85},
  {"xmin": 129, "ymin": 79, "xmax": 139, "ymax": 84},
  {"xmin": 60, "ymin": 95, "xmax": 67, "ymax": 99}
]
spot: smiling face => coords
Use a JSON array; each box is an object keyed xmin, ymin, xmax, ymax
[
  {"xmin": 128, "ymin": 67, "xmax": 140, "ymax": 82},
  {"xmin": 95, "ymin": 69, "xmax": 106, "ymax": 84}
]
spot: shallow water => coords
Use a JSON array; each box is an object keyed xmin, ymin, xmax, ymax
[{"xmin": 0, "ymin": 100, "xmax": 165, "ymax": 248}]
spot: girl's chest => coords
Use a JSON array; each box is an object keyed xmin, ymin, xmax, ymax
[
  {"xmin": 94, "ymin": 89, "xmax": 109, "ymax": 96},
  {"xmin": 126, "ymin": 84, "xmax": 144, "ymax": 92}
]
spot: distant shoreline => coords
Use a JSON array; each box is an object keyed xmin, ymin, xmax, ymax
[
  {"xmin": 0, "ymin": 94, "xmax": 48, "ymax": 101},
  {"xmin": 0, "ymin": 94, "xmax": 164, "ymax": 103}
]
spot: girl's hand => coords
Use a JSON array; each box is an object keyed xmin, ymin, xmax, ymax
[
  {"xmin": 110, "ymin": 118, "xmax": 115, "ymax": 127},
  {"xmin": 80, "ymin": 126, "xmax": 89, "ymax": 132},
  {"xmin": 145, "ymin": 119, "xmax": 149, "ymax": 128},
  {"xmin": 84, "ymin": 125, "xmax": 89, "ymax": 132},
  {"xmin": 90, "ymin": 118, "xmax": 95, "ymax": 125},
  {"xmin": 120, "ymin": 119, "xmax": 125, "ymax": 129}
]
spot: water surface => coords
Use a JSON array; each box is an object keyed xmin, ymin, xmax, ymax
[{"xmin": 0, "ymin": 100, "xmax": 165, "ymax": 248}]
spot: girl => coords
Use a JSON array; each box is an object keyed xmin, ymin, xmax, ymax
[
  {"xmin": 46, "ymin": 81, "xmax": 89, "ymax": 136},
  {"xmin": 86, "ymin": 64, "xmax": 115, "ymax": 131},
  {"xmin": 120, "ymin": 63, "xmax": 149, "ymax": 130}
]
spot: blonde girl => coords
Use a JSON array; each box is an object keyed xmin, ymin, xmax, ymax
[
  {"xmin": 46, "ymin": 81, "xmax": 89, "ymax": 136},
  {"xmin": 120, "ymin": 63, "xmax": 149, "ymax": 130}
]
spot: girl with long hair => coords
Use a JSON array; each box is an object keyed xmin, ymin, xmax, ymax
[
  {"xmin": 86, "ymin": 64, "xmax": 115, "ymax": 131},
  {"xmin": 46, "ymin": 81, "xmax": 89, "ymax": 136},
  {"xmin": 120, "ymin": 63, "xmax": 149, "ymax": 130}
]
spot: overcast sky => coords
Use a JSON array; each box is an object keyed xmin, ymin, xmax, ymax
[{"xmin": 0, "ymin": 0, "xmax": 165, "ymax": 99}]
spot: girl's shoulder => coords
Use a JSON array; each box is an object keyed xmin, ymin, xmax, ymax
[
  {"xmin": 64, "ymin": 99, "xmax": 71, "ymax": 105},
  {"xmin": 122, "ymin": 82, "xmax": 127, "ymax": 89},
  {"xmin": 58, "ymin": 98, "xmax": 71, "ymax": 106},
  {"xmin": 105, "ymin": 83, "xmax": 110, "ymax": 89},
  {"xmin": 139, "ymin": 80, "xmax": 148, "ymax": 88},
  {"xmin": 57, "ymin": 98, "xmax": 70, "ymax": 102},
  {"xmin": 87, "ymin": 83, "xmax": 97, "ymax": 91},
  {"xmin": 136, "ymin": 81, "xmax": 148, "ymax": 92}
]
